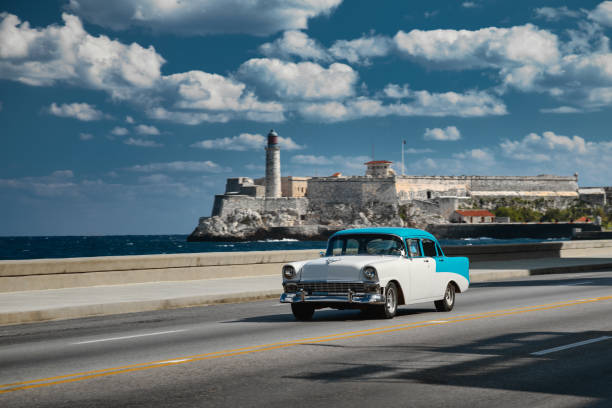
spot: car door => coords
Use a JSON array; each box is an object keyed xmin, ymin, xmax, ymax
[
  {"xmin": 432, "ymin": 241, "xmax": 449, "ymax": 298},
  {"xmin": 404, "ymin": 239, "xmax": 434, "ymax": 301},
  {"xmin": 419, "ymin": 239, "xmax": 440, "ymax": 299}
]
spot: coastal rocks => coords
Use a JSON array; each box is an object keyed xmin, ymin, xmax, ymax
[{"xmin": 188, "ymin": 201, "xmax": 412, "ymax": 242}]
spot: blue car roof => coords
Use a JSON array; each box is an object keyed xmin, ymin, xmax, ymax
[{"xmin": 330, "ymin": 227, "xmax": 437, "ymax": 241}]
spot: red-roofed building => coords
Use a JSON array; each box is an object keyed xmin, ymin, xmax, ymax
[
  {"xmin": 365, "ymin": 160, "xmax": 395, "ymax": 177},
  {"xmin": 451, "ymin": 209, "xmax": 495, "ymax": 224},
  {"xmin": 574, "ymin": 216, "xmax": 592, "ymax": 223}
]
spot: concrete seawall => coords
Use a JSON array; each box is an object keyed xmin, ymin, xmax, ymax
[
  {"xmin": 1, "ymin": 240, "xmax": 611, "ymax": 293},
  {"xmin": 428, "ymin": 223, "xmax": 601, "ymax": 239}
]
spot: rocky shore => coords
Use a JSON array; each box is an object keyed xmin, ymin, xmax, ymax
[{"xmin": 187, "ymin": 202, "xmax": 445, "ymax": 242}]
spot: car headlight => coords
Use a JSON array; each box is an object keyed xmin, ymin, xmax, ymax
[
  {"xmin": 363, "ymin": 266, "xmax": 377, "ymax": 280},
  {"xmin": 283, "ymin": 265, "xmax": 296, "ymax": 279}
]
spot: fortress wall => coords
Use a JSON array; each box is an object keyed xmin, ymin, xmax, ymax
[
  {"xmin": 307, "ymin": 177, "xmax": 397, "ymax": 204},
  {"xmin": 467, "ymin": 175, "xmax": 578, "ymax": 193},
  {"xmin": 394, "ymin": 175, "xmax": 578, "ymax": 199},
  {"xmin": 395, "ymin": 176, "xmax": 469, "ymax": 199},
  {"xmin": 212, "ymin": 195, "xmax": 308, "ymax": 218}
]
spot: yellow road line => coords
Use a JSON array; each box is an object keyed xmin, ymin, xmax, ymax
[{"xmin": 1, "ymin": 295, "xmax": 611, "ymax": 395}]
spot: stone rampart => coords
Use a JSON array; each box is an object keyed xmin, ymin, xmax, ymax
[
  {"xmin": 307, "ymin": 177, "xmax": 398, "ymax": 204},
  {"xmin": 395, "ymin": 175, "xmax": 578, "ymax": 200},
  {"xmin": 211, "ymin": 195, "xmax": 308, "ymax": 218}
]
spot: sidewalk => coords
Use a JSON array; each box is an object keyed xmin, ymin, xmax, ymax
[{"xmin": 2, "ymin": 257, "xmax": 612, "ymax": 326}]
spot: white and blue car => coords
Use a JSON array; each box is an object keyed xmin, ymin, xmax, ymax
[{"xmin": 280, "ymin": 227, "xmax": 469, "ymax": 320}]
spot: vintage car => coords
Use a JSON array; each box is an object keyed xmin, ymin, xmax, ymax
[{"xmin": 280, "ymin": 227, "xmax": 469, "ymax": 320}]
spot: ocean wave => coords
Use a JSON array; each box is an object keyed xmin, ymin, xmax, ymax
[
  {"xmin": 256, "ymin": 238, "xmax": 299, "ymax": 242},
  {"xmin": 460, "ymin": 237, "xmax": 493, "ymax": 241}
]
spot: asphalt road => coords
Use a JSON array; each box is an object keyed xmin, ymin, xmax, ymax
[{"xmin": 1, "ymin": 270, "xmax": 612, "ymax": 407}]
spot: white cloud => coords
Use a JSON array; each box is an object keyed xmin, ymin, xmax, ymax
[
  {"xmin": 539, "ymin": 106, "xmax": 583, "ymax": 114},
  {"xmin": 0, "ymin": 170, "xmax": 77, "ymax": 197},
  {"xmin": 388, "ymin": 22, "xmax": 612, "ymax": 109},
  {"xmin": 453, "ymin": 148, "xmax": 495, "ymax": 164},
  {"xmin": 125, "ymin": 115, "xmax": 134, "ymax": 124},
  {"xmin": 501, "ymin": 131, "xmax": 588, "ymax": 161},
  {"xmin": 423, "ymin": 126, "xmax": 461, "ymax": 141},
  {"xmin": 111, "ymin": 126, "xmax": 129, "ymax": 136},
  {"xmin": 238, "ymin": 58, "xmax": 358, "ymax": 100},
  {"xmin": 328, "ymin": 34, "xmax": 394, "ymax": 64},
  {"xmin": 494, "ymin": 131, "xmax": 612, "ymax": 184},
  {"xmin": 292, "ymin": 154, "xmax": 333, "ymax": 165},
  {"xmin": 462, "ymin": 2, "xmax": 478, "ymax": 8},
  {"xmin": 0, "ymin": 13, "xmax": 283, "ymax": 125},
  {"xmin": 160, "ymin": 70, "xmax": 285, "ymax": 122},
  {"xmin": 534, "ymin": 6, "xmax": 581, "ymax": 21},
  {"xmin": 48, "ymin": 102, "xmax": 104, "ymax": 121},
  {"xmin": 124, "ymin": 137, "xmax": 163, "ymax": 147},
  {"xmin": 383, "ymin": 84, "xmax": 412, "ymax": 99},
  {"xmin": 259, "ymin": 31, "xmax": 329, "ymax": 61},
  {"xmin": 394, "ymin": 24, "xmax": 560, "ymax": 70},
  {"xmin": 128, "ymin": 161, "xmax": 230, "ymax": 173},
  {"xmin": 404, "ymin": 148, "xmax": 434, "ymax": 154},
  {"xmin": 299, "ymin": 88, "xmax": 506, "ymax": 122},
  {"xmin": 66, "ymin": 0, "xmax": 342, "ymax": 36},
  {"xmin": 138, "ymin": 174, "xmax": 173, "ymax": 184},
  {"xmin": 589, "ymin": 1, "xmax": 612, "ymax": 27},
  {"xmin": 135, "ymin": 124, "xmax": 160, "ymax": 135},
  {"xmin": 191, "ymin": 132, "xmax": 303, "ymax": 151},
  {"xmin": 0, "ymin": 13, "xmax": 164, "ymax": 98},
  {"xmin": 79, "ymin": 132, "xmax": 93, "ymax": 141}
]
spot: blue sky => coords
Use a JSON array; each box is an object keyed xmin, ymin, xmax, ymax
[{"xmin": 1, "ymin": 0, "xmax": 612, "ymax": 235}]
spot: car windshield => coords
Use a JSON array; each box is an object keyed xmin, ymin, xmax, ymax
[{"xmin": 326, "ymin": 234, "xmax": 405, "ymax": 256}]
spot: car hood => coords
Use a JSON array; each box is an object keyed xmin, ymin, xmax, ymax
[{"xmin": 300, "ymin": 256, "xmax": 397, "ymax": 281}]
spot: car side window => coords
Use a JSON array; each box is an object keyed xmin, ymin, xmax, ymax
[
  {"xmin": 406, "ymin": 239, "xmax": 422, "ymax": 257},
  {"xmin": 346, "ymin": 239, "xmax": 359, "ymax": 255},
  {"xmin": 435, "ymin": 242, "xmax": 444, "ymax": 257},
  {"xmin": 331, "ymin": 239, "xmax": 343, "ymax": 256},
  {"xmin": 422, "ymin": 239, "xmax": 437, "ymax": 257}
]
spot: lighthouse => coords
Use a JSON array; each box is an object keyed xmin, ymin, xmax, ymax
[{"xmin": 265, "ymin": 129, "xmax": 281, "ymax": 198}]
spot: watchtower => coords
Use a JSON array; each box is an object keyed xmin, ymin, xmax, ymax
[{"xmin": 265, "ymin": 129, "xmax": 281, "ymax": 198}]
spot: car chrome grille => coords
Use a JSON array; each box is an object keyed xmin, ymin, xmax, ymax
[{"xmin": 297, "ymin": 282, "xmax": 367, "ymax": 294}]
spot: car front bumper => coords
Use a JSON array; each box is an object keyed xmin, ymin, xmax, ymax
[{"xmin": 280, "ymin": 291, "xmax": 384, "ymax": 305}]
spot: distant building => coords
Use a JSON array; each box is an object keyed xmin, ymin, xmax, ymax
[
  {"xmin": 451, "ymin": 210, "xmax": 495, "ymax": 224},
  {"xmin": 365, "ymin": 160, "xmax": 395, "ymax": 177},
  {"xmin": 579, "ymin": 187, "xmax": 606, "ymax": 206},
  {"xmin": 281, "ymin": 176, "xmax": 310, "ymax": 198},
  {"xmin": 224, "ymin": 177, "xmax": 265, "ymax": 197}
]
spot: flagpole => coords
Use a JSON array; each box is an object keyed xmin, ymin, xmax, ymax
[{"xmin": 401, "ymin": 140, "xmax": 405, "ymax": 176}]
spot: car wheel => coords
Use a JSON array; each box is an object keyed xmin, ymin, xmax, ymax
[
  {"xmin": 435, "ymin": 283, "xmax": 455, "ymax": 312},
  {"xmin": 291, "ymin": 304, "xmax": 315, "ymax": 321},
  {"xmin": 376, "ymin": 282, "xmax": 398, "ymax": 319}
]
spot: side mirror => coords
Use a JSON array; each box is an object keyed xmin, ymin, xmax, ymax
[{"xmin": 319, "ymin": 251, "xmax": 326, "ymax": 258}]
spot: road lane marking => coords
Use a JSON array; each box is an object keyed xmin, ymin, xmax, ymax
[
  {"xmin": 155, "ymin": 359, "xmax": 191, "ymax": 364},
  {"xmin": 2, "ymin": 294, "xmax": 611, "ymax": 395},
  {"xmin": 531, "ymin": 336, "xmax": 612, "ymax": 356},
  {"xmin": 428, "ymin": 320, "xmax": 448, "ymax": 323},
  {"xmin": 72, "ymin": 330, "xmax": 186, "ymax": 345},
  {"xmin": 566, "ymin": 281, "xmax": 593, "ymax": 286}
]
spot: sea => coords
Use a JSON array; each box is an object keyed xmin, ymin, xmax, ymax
[{"xmin": 0, "ymin": 235, "xmax": 569, "ymax": 261}]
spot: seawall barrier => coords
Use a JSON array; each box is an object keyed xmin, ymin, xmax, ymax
[
  {"xmin": 1, "ymin": 240, "xmax": 611, "ymax": 293},
  {"xmin": 427, "ymin": 223, "xmax": 601, "ymax": 239}
]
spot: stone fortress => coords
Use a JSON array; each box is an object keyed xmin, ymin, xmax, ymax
[{"xmin": 189, "ymin": 130, "xmax": 608, "ymax": 241}]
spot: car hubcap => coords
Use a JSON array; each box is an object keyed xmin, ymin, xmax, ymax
[
  {"xmin": 445, "ymin": 287, "xmax": 454, "ymax": 305},
  {"xmin": 386, "ymin": 288, "xmax": 396, "ymax": 313}
]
